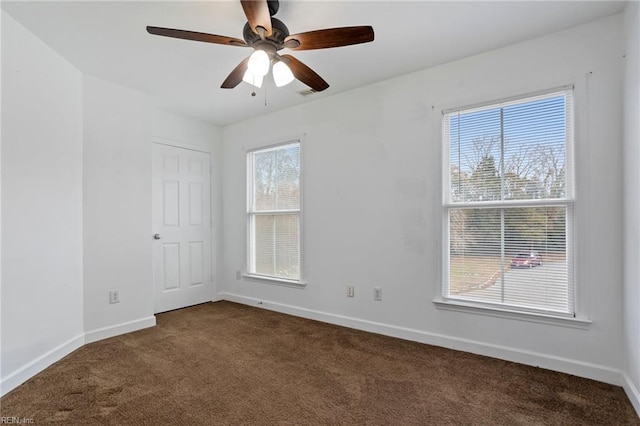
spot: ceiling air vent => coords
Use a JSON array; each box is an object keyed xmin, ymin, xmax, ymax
[{"xmin": 297, "ymin": 89, "xmax": 318, "ymax": 97}]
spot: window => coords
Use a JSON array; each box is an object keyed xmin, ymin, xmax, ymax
[
  {"xmin": 442, "ymin": 88, "xmax": 574, "ymax": 317},
  {"xmin": 247, "ymin": 141, "xmax": 301, "ymax": 282}
]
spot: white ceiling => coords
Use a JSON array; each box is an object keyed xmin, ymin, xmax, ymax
[{"xmin": 2, "ymin": 1, "xmax": 626, "ymax": 126}]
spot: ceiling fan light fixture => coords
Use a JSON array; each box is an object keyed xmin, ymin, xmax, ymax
[
  {"xmin": 147, "ymin": 0, "xmax": 374, "ymax": 92},
  {"xmin": 272, "ymin": 60, "xmax": 294, "ymax": 87},
  {"xmin": 242, "ymin": 69, "xmax": 263, "ymax": 88},
  {"xmin": 247, "ymin": 49, "xmax": 270, "ymax": 77}
]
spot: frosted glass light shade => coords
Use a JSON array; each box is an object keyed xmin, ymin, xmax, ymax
[
  {"xmin": 242, "ymin": 70, "xmax": 263, "ymax": 88},
  {"xmin": 247, "ymin": 50, "xmax": 270, "ymax": 77},
  {"xmin": 273, "ymin": 61, "xmax": 294, "ymax": 87}
]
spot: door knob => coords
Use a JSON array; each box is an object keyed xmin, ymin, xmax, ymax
[{"xmin": 153, "ymin": 234, "xmax": 161, "ymax": 240}]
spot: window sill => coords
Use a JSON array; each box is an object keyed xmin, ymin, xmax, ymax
[
  {"xmin": 432, "ymin": 298, "xmax": 592, "ymax": 329},
  {"xmin": 242, "ymin": 273, "xmax": 307, "ymax": 288}
]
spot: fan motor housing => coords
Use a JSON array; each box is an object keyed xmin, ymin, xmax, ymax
[{"xmin": 243, "ymin": 17, "xmax": 289, "ymax": 49}]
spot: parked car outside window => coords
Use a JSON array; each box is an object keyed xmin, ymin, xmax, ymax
[{"xmin": 510, "ymin": 251, "xmax": 542, "ymax": 268}]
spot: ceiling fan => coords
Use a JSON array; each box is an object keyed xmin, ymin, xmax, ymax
[{"xmin": 147, "ymin": 0, "xmax": 374, "ymax": 92}]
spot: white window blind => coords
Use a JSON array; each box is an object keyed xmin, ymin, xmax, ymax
[
  {"xmin": 443, "ymin": 88, "xmax": 574, "ymax": 316},
  {"xmin": 247, "ymin": 141, "xmax": 301, "ymax": 281}
]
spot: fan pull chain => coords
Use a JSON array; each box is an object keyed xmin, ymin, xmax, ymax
[
  {"xmin": 250, "ymin": 74, "xmax": 257, "ymax": 97},
  {"xmin": 264, "ymin": 83, "xmax": 268, "ymax": 107}
]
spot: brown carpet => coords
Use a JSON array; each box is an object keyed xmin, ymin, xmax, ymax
[{"xmin": 1, "ymin": 301, "xmax": 638, "ymax": 425}]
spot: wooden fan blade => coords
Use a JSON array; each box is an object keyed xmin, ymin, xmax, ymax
[
  {"xmin": 284, "ymin": 26, "xmax": 374, "ymax": 51},
  {"xmin": 147, "ymin": 26, "xmax": 248, "ymax": 47},
  {"xmin": 240, "ymin": 0, "xmax": 272, "ymax": 37},
  {"xmin": 281, "ymin": 54, "xmax": 329, "ymax": 92},
  {"xmin": 221, "ymin": 57, "xmax": 250, "ymax": 89}
]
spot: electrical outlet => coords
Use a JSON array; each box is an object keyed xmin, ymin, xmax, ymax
[
  {"xmin": 346, "ymin": 284, "xmax": 355, "ymax": 297},
  {"xmin": 236, "ymin": 270, "xmax": 242, "ymax": 280},
  {"xmin": 109, "ymin": 290, "xmax": 120, "ymax": 304},
  {"xmin": 374, "ymin": 287, "xmax": 382, "ymax": 301}
]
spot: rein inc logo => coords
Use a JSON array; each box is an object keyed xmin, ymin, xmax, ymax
[{"xmin": 1, "ymin": 418, "xmax": 34, "ymax": 424}]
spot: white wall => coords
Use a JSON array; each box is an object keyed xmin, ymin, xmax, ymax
[
  {"xmin": 152, "ymin": 109, "xmax": 222, "ymax": 153},
  {"xmin": 82, "ymin": 76, "xmax": 156, "ymax": 340},
  {"xmin": 222, "ymin": 15, "xmax": 626, "ymax": 385},
  {"xmin": 1, "ymin": 12, "xmax": 84, "ymax": 393},
  {"xmin": 623, "ymin": 1, "xmax": 640, "ymax": 415}
]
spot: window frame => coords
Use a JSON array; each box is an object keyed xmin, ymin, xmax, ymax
[
  {"xmin": 245, "ymin": 138, "xmax": 305, "ymax": 286},
  {"xmin": 437, "ymin": 86, "xmax": 587, "ymax": 323}
]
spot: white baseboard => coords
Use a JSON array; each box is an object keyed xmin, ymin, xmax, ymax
[
  {"xmin": 1, "ymin": 316, "xmax": 157, "ymax": 398},
  {"xmin": 84, "ymin": 316, "xmax": 156, "ymax": 344},
  {"xmin": 219, "ymin": 292, "xmax": 624, "ymax": 387},
  {"xmin": 0, "ymin": 333, "xmax": 85, "ymax": 397},
  {"xmin": 623, "ymin": 373, "xmax": 640, "ymax": 418}
]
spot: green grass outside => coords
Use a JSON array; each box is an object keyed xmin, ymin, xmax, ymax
[{"xmin": 449, "ymin": 256, "xmax": 501, "ymax": 294}]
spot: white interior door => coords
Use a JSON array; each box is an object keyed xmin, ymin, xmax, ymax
[{"xmin": 152, "ymin": 143, "xmax": 212, "ymax": 313}]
